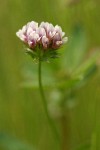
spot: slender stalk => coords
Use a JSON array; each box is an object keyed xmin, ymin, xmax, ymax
[{"xmin": 38, "ymin": 53, "xmax": 60, "ymax": 142}]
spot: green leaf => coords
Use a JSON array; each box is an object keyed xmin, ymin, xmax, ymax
[
  {"xmin": 72, "ymin": 50, "xmax": 100, "ymax": 81},
  {"xmin": 0, "ymin": 133, "xmax": 34, "ymax": 150},
  {"xmin": 57, "ymin": 78, "xmax": 80, "ymax": 90},
  {"xmin": 61, "ymin": 26, "xmax": 88, "ymax": 73}
]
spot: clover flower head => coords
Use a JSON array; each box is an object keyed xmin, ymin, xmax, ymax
[
  {"xmin": 16, "ymin": 21, "xmax": 68, "ymax": 50},
  {"xmin": 16, "ymin": 21, "xmax": 68, "ymax": 61}
]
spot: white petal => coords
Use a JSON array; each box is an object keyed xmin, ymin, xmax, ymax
[
  {"xmin": 27, "ymin": 21, "xmax": 38, "ymax": 31},
  {"xmin": 28, "ymin": 32, "xmax": 39, "ymax": 41},
  {"xmin": 16, "ymin": 30, "xmax": 21, "ymax": 37},
  {"xmin": 42, "ymin": 36, "xmax": 49, "ymax": 48},
  {"xmin": 22, "ymin": 25, "xmax": 27, "ymax": 33},
  {"xmin": 56, "ymin": 41, "xmax": 62, "ymax": 46},
  {"xmin": 28, "ymin": 41, "xmax": 33, "ymax": 47},
  {"xmin": 28, "ymin": 33, "xmax": 39, "ymax": 47},
  {"xmin": 53, "ymin": 33, "xmax": 61, "ymax": 42},
  {"xmin": 49, "ymin": 23, "xmax": 54, "ymax": 31},
  {"xmin": 54, "ymin": 25, "xmax": 63, "ymax": 37},
  {"xmin": 62, "ymin": 37, "xmax": 68, "ymax": 44},
  {"xmin": 55, "ymin": 25, "xmax": 62, "ymax": 32},
  {"xmin": 62, "ymin": 32, "xmax": 65, "ymax": 37},
  {"xmin": 27, "ymin": 27, "xmax": 34, "ymax": 36},
  {"xmin": 16, "ymin": 30, "xmax": 26, "ymax": 41},
  {"xmin": 37, "ymin": 27, "xmax": 46, "ymax": 37},
  {"xmin": 49, "ymin": 31, "xmax": 56, "ymax": 38},
  {"xmin": 40, "ymin": 22, "xmax": 45, "ymax": 28}
]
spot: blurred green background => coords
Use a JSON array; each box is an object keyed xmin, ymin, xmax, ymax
[{"xmin": 0, "ymin": 0, "xmax": 100, "ymax": 150}]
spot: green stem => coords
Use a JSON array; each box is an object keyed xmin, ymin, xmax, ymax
[{"xmin": 38, "ymin": 53, "xmax": 60, "ymax": 142}]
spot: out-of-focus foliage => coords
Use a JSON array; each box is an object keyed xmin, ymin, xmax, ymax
[
  {"xmin": 0, "ymin": 133, "xmax": 34, "ymax": 150},
  {"xmin": 0, "ymin": 0, "xmax": 100, "ymax": 150}
]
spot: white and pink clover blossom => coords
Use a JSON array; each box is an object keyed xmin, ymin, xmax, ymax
[{"xmin": 16, "ymin": 21, "xmax": 68, "ymax": 50}]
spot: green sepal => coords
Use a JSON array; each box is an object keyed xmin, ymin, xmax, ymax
[
  {"xmin": 25, "ymin": 48, "xmax": 39, "ymax": 61},
  {"xmin": 25, "ymin": 47, "xmax": 60, "ymax": 63}
]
